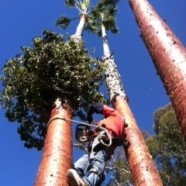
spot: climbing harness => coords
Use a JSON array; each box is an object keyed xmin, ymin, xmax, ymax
[{"xmin": 70, "ymin": 118, "xmax": 112, "ymax": 148}]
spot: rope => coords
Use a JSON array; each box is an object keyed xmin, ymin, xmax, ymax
[
  {"xmin": 64, "ymin": 118, "xmax": 98, "ymax": 128},
  {"xmin": 47, "ymin": 116, "xmax": 112, "ymax": 147},
  {"xmin": 47, "ymin": 117, "xmax": 97, "ymax": 128},
  {"xmin": 99, "ymin": 130, "xmax": 112, "ymax": 147}
]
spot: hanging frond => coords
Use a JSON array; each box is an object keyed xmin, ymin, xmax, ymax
[
  {"xmin": 64, "ymin": 0, "xmax": 90, "ymax": 14},
  {"xmin": 85, "ymin": 0, "xmax": 119, "ymax": 35},
  {"xmin": 56, "ymin": 16, "xmax": 71, "ymax": 29},
  {"xmin": 102, "ymin": 12, "xmax": 118, "ymax": 34},
  {"xmin": 61, "ymin": 0, "xmax": 119, "ymax": 35},
  {"xmin": 64, "ymin": 0, "xmax": 76, "ymax": 7}
]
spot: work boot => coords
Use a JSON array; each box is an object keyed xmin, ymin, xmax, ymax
[{"xmin": 67, "ymin": 169, "xmax": 88, "ymax": 186}]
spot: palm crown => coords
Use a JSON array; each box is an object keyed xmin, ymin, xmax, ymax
[
  {"xmin": 0, "ymin": 31, "xmax": 105, "ymax": 150},
  {"xmin": 56, "ymin": 0, "xmax": 119, "ymax": 36}
]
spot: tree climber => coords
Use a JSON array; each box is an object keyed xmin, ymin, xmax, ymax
[{"xmin": 67, "ymin": 103, "xmax": 127, "ymax": 186}]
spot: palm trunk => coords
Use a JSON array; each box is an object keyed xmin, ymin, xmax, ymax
[
  {"xmin": 101, "ymin": 23, "xmax": 162, "ymax": 186},
  {"xmin": 71, "ymin": 14, "xmax": 86, "ymax": 42},
  {"xmin": 101, "ymin": 23, "xmax": 126, "ymax": 100},
  {"xmin": 129, "ymin": 0, "xmax": 186, "ymax": 139},
  {"xmin": 35, "ymin": 13, "xmax": 87, "ymax": 185},
  {"xmin": 35, "ymin": 99, "xmax": 72, "ymax": 186}
]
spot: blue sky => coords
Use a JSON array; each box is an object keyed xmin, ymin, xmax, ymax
[{"xmin": 0, "ymin": 0, "xmax": 186, "ymax": 185}]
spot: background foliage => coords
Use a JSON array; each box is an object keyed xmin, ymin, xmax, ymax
[{"xmin": 147, "ymin": 104, "xmax": 186, "ymax": 185}]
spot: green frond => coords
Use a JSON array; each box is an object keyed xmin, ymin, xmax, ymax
[
  {"xmin": 64, "ymin": 0, "xmax": 75, "ymax": 7},
  {"xmin": 56, "ymin": 16, "xmax": 71, "ymax": 29},
  {"xmin": 75, "ymin": 0, "xmax": 90, "ymax": 14},
  {"xmin": 85, "ymin": 0, "xmax": 119, "ymax": 35},
  {"xmin": 84, "ymin": 22, "xmax": 98, "ymax": 36},
  {"xmin": 62, "ymin": 0, "xmax": 119, "ymax": 35},
  {"xmin": 64, "ymin": 0, "xmax": 90, "ymax": 14}
]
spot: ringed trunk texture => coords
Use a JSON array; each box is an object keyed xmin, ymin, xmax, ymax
[
  {"xmin": 101, "ymin": 23, "xmax": 162, "ymax": 185},
  {"xmin": 129, "ymin": 0, "xmax": 186, "ymax": 138},
  {"xmin": 113, "ymin": 96, "xmax": 162, "ymax": 186},
  {"xmin": 34, "ymin": 106, "xmax": 72, "ymax": 186},
  {"xmin": 101, "ymin": 23, "xmax": 126, "ymax": 100}
]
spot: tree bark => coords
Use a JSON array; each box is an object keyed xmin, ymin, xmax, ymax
[
  {"xmin": 35, "ymin": 12, "xmax": 87, "ymax": 186},
  {"xmin": 129, "ymin": 0, "xmax": 186, "ymax": 139},
  {"xmin": 101, "ymin": 21, "xmax": 162, "ymax": 185},
  {"xmin": 101, "ymin": 22, "xmax": 126, "ymax": 100},
  {"xmin": 113, "ymin": 96, "xmax": 162, "ymax": 186},
  {"xmin": 71, "ymin": 14, "xmax": 86, "ymax": 42},
  {"xmin": 34, "ymin": 104, "xmax": 72, "ymax": 186}
]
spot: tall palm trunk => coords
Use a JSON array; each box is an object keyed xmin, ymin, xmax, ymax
[
  {"xmin": 35, "ymin": 99, "xmax": 72, "ymax": 186},
  {"xmin": 35, "ymin": 13, "xmax": 87, "ymax": 185},
  {"xmin": 101, "ymin": 23, "xmax": 162, "ymax": 186},
  {"xmin": 129, "ymin": 0, "xmax": 186, "ymax": 139},
  {"xmin": 71, "ymin": 14, "xmax": 86, "ymax": 42}
]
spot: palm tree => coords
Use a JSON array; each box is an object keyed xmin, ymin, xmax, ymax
[
  {"xmin": 56, "ymin": 0, "xmax": 90, "ymax": 42},
  {"xmin": 0, "ymin": 30, "xmax": 105, "ymax": 185},
  {"xmin": 56, "ymin": 0, "xmax": 162, "ymax": 184},
  {"xmin": 100, "ymin": 15, "xmax": 163, "ymax": 186},
  {"xmin": 34, "ymin": 99, "xmax": 73, "ymax": 185},
  {"xmin": 35, "ymin": 1, "xmax": 93, "ymax": 185},
  {"xmin": 128, "ymin": 0, "xmax": 186, "ymax": 139}
]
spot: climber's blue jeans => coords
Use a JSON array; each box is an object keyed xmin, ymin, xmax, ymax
[{"xmin": 74, "ymin": 135, "xmax": 107, "ymax": 186}]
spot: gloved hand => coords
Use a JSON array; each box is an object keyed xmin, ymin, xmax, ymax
[{"xmin": 86, "ymin": 115, "xmax": 93, "ymax": 123}]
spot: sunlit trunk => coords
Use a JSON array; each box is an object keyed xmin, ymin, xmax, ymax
[
  {"xmin": 35, "ymin": 12, "xmax": 87, "ymax": 185},
  {"xmin": 101, "ymin": 23, "xmax": 126, "ymax": 100},
  {"xmin": 129, "ymin": 0, "xmax": 186, "ymax": 139},
  {"xmin": 35, "ymin": 99, "xmax": 72, "ymax": 186},
  {"xmin": 113, "ymin": 97, "xmax": 162, "ymax": 186},
  {"xmin": 71, "ymin": 14, "xmax": 86, "ymax": 42},
  {"xmin": 101, "ymin": 23, "xmax": 162, "ymax": 186}
]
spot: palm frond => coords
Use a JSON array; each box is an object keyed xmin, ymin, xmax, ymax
[
  {"xmin": 56, "ymin": 16, "xmax": 71, "ymax": 29},
  {"xmin": 75, "ymin": 0, "xmax": 90, "ymax": 14},
  {"xmin": 86, "ymin": 0, "xmax": 119, "ymax": 35},
  {"xmin": 64, "ymin": 0, "xmax": 75, "ymax": 7}
]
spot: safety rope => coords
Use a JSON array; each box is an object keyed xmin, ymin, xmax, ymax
[
  {"xmin": 47, "ymin": 117, "xmax": 97, "ymax": 128},
  {"xmin": 47, "ymin": 116, "xmax": 112, "ymax": 147}
]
